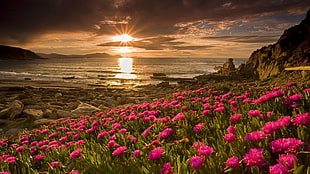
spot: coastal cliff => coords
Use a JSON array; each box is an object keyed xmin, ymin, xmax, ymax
[
  {"xmin": 0, "ymin": 45, "xmax": 42, "ymax": 60},
  {"xmin": 237, "ymin": 9, "xmax": 310, "ymax": 80}
]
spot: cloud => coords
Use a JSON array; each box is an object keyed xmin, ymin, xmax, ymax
[
  {"xmin": 203, "ymin": 35, "xmax": 280, "ymax": 43},
  {"xmin": 98, "ymin": 36, "xmax": 213, "ymax": 51},
  {"xmin": 0, "ymin": 0, "xmax": 309, "ymax": 46}
]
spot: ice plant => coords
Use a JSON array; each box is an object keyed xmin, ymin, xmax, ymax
[
  {"xmin": 193, "ymin": 123, "xmax": 205, "ymax": 132},
  {"xmin": 277, "ymin": 154, "xmax": 298, "ymax": 170},
  {"xmin": 230, "ymin": 114, "xmax": 242, "ymax": 122},
  {"xmin": 70, "ymin": 149, "xmax": 83, "ymax": 158},
  {"xmin": 133, "ymin": 150, "xmax": 141, "ymax": 157},
  {"xmin": 244, "ymin": 131, "xmax": 266, "ymax": 141},
  {"xmin": 293, "ymin": 112, "xmax": 310, "ymax": 126},
  {"xmin": 243, "ymin": 148, "xmax": 266, "ymax": 167},
  {"xmin": 159, "ymin": 128, "xmax": 175, "ymax": 139},
  {"xmin": 34, "ymin": 154, "xmax": 45, "ymax": 163},
  {"xmin": 226, "ymin": 156, "xmax": 240, "ymax": 168},
  {"xmin": 190, "ymin": 155, "xmax": 204, "ymax": 169},
  {"xmin": 148, "ymin": 147, "xmax": 164, "ymax": 160},
  {"xmin": 197, "ymin": 145, "xmax": 214, "ymax": 157},
  {"xmin": 269, "ymin": 164, "xmax": 289, "ymax": 174},
  {"xmin": 270, "ymin": 138, "xmax": 305, "ymax": 153},
  {"xmin": 160, "ymin": 162, "xmax": 174, "ymax": 174},
  {"xmin": 248, "ymin": 110, "xmax": 261, "ymax": 117},
  {"xmin": 112, "ymin": 146, "xmax": 127, "ymax": 156},
  {"xmin": 223, "ymin": 133, "xmax": 236, "ymax": 142}
]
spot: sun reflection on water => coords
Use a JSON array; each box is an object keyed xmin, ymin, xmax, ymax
[{"xmin": 115, "ymin": 58, "xmax": 137, "ymax": 79}]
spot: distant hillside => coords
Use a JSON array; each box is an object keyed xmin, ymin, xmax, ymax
[
  {"xmin": 0, "ymin": 45, "xmax": 42, "ymax": 60},
  {"xmin": 237, "ymin": 9, "xmax": 310, "ymax": 80},
  {"xmin": 38, "ymin": 52, "xmax": 120, "ymax": 59}
]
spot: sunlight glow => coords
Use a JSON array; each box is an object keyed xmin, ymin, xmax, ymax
[
  {"xmin": 115, "ymin": 58, "xmax": 137, "ymax": 79},
  {"xmin": 112, "ymin": 46, "xmax": 136, "ymax": 54},
  {"xmin": 113, "ymin": 34, "xmax": 135, "ymax": 42}
]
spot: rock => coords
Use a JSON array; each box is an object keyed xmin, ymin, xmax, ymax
[
  {"xmin": 0, "ymin": 100, "xmax": 24, "ymax": 119},
  {"xmin": 22, "ymin": 98, "xmax": 37, "ymax": 105},
  {"xmin": 216, "ymin": 58, "xmax": 236, "ymax": 76},
  {"xmin": 55, "ymin": 93, "xmax": 63, "ymax": 98},
  {"xmin": 4, "ymin": 128, "xmax": 22, "ymax": 136},
  {"xmin": 23, "ymin": 109, "xmax": 43, "ymax": 119},
  {"xmin": 33, "ymin": 119, "xmax": 54, "ymax": 127},
  {"xmin": 43, "ymin": 109, "xmax": 58, "ymax": 119},
  {"xmin": 56, "ymin": 110, "xmax": 71, "ymax": 118},
  {"xmin": 71, "ymin": 103, "xmax": 100, "ymax": 117}
]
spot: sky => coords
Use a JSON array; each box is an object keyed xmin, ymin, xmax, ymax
[{"xmin": 0, "ymin": 0, "xmax": 309, "ymax": 58}]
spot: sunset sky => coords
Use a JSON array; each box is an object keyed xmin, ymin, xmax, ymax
[{"xmin": 1, "ymin": 0, "xmax": 309, "ymax": 58}]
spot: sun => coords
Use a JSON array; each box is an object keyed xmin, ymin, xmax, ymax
[{"xmin": 113, "ymin": 34, "xmax": 136, "ymax": 43}]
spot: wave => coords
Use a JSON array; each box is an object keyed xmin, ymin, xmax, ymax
[{"xmin": 0, "ymin": 71, "xmax": 87, "ymax": 79}]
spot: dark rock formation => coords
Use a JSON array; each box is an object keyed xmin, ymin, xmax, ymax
[
  {"xmin": 215, "ymin": 58, "xmax": 236, "ymax": 76},
  {"xmin": 237, "ymin": 9, "xmax": 310, "ymax": 80},
  {"xmin": 0, "ymin": 45, "xmax": 42, "ymax": 60}
]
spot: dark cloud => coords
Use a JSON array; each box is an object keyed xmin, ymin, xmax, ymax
[
  {"xmin": 203, "ymin": 35, "xmax": 280, "ymax": 43},
  {"xmin": 0, "ymin": 0, "xmax": 309, "ymax": 45},
  {"xmin": 98, "ymin": 36, "xmax": 212, "ymax": 50}
]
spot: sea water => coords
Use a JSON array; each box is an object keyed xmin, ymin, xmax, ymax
[{"xmin": 0, "ymin": 57, "xmax": 247, "ymax": 86}]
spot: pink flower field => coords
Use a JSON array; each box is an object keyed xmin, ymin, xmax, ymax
[{"xmin": 0, "ymin": 83, "xmax": 309, "ymax": 174}]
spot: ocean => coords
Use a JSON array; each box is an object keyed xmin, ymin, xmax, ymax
[{"xmin": 0, "ymin": 57, "xmax": 247, "ymax": 87}]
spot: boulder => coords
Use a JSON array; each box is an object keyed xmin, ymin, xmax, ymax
[
  {"xmin": 43, "ymin": 109, "xmax": 58, "ymax": 119},
  {"xmin": 0, "ymin": 100, "xmax": 24, "ymax": 119},
  {"xmin": 23, "ymin": 109, "xmax": 43, "ymax": 119},
  {"xmin": 216, "ymin": 58, "xmax": 236, "ymax": 76},
  {"xmin": 71, "ymin": 103, "xmax": 100, "ymax": 117},
  {"xmin": 56, "ymin": 110, "xmax": 71, "ymax": 118}
]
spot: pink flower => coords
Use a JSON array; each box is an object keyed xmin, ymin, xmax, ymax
[
  {"xmin": 190, "ymin": 155, "xmax": 204, "ymax": 168},
  {"xmin": 34, "ymin": 154, "xmax": 45, "ymax": 162},
  {"xmin": 197, "ymin": 145, "xmax": 214, "ymax": 157},
  {"xmin": 15, "ymin": 146, "xmax": 25, "ymax": 152},
  {"xmin": 160, "ymin": 162, "xmax": 174, "ymax": 174},
  {"xmin": 243, "ymin": 148, "xmax": 266, "ymax": 167},
  {"xmin": 6, "ymin": 156, "xmax": 16, "ymax": 164},
  {"xmin": 133, "ymin": 150, "xmax": 141, "ymax": 157},
  {"xmin": 244, "ymin": 131, "xmax": 265, "ymax": 141},
  {"xmin": 248, "ymin": 110, "xmax": 261, "ymax": 117},
  {"xmin": 293, "ymin": 112, "xmax": 310, "ymax": 126},
  {"xmin": 70, "ymin": 149, "xmax": 83, "ymax": 158},
  {"xmin": 286, "ymin": 94, "xmax": 303, "ymax": 102},
  {"xmin": 50, "ymin": 161, "xmax": 61, "ymax": 168},
  {"xmin": 285, "ymin": 82, "xmax": 296, "ymax": 87},
  {"xmin": 159, "ymin": 128, "xmax": 175, "ymax": 139},
  {"xmin": 0, "ymin": 172, "xmax": 11, "ymax": 174},
  {"xmin": 226, "ymin": 156, "xmax": 240, "ymax": 168},
  {"xmin": 269, "ymin": 164, "xmax": 289, "ymax": 174},
  {"xmin": 262, "ymin": 121, "xmax": 281, "ymax": 134},
  {"xmin": 193, "ymin": 123, "xmax": 205, "ymax": 132},
  {"xmin": 303, "ymin": 88, "xmax": 310, "ymax": 92},
  {"xmin": 148, "ymin": 147, "xmax": 164, "ymax": 160},
  {"xmin": 230, "ymin": 114, "xmax": 242, "ymax": 122},
  {"xmin": 112, "ymin": 146, "xmax": 127, "ymax": 156},
  {"xmin": 201, "ymin": 110, "xmax": 210, "ymax": 116},
  {"xmin": 97, "ymin": 131, "xmax": 109, "ymax": 139},
  {"xmin": 276, "ymin": 116, "xmax": 291, "ymax": 127},
  {"xmin": 277, "ymin": 154, "xmax": 298, "ymax": 170},
  {"xmin": 59, "ymin": 136, "xmax": 68, "ymax": 142},
  {"xmin": 119, "ymin": 129, "xmax": 127, "ymax": 134},
  {"xmin": 107, "ymin": 140, "xmax": 116, "ymax": 147},
  {"xmin": 226, "ymin": 126, "xmax": 236, "ymax": 133},
  {"xmin": 172, "ymin": 113, "xmax": 186, "ymax": 121},
  {"xmin": 48, "ymin": 132, "xmax": 58, "ymax": 138},
  {"xmin": 223, "ymin": 133, "xmax": 236, "ymax": 142},
  {"xmin": 270, "ymin": 138, "xmax": 305, "ymax": 153}
]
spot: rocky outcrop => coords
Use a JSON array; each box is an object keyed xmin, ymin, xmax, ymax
[
  {"xmin": 237, "ymin": 9, "xmax": 310, "ymax": 80},
  {"xmin": 0, "ymin": 45, "xmax": 42, "ymax": 60},
  {"xmin": 215, "ymin": 58, "xmax": 236, "ymax": 76}
]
